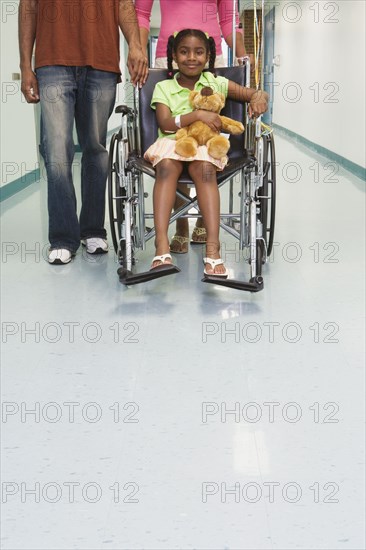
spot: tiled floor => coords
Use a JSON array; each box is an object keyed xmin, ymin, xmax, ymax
[{"xmin": 1, "ymin": 134, "xmax": 365, "ymax": 549}]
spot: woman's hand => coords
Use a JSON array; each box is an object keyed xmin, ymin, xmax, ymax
[
  {"xmin": 249, "ymin": 90, "xmax": 269, "ymax": 118},
  {"xmin": 197, "ymin": 110, "xmax": 222, "ymax": 132}
]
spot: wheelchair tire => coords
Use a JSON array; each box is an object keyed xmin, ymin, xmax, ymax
[
  {"xmin": 260, "ymin": 134, "xmax": 276, "ymax": 257},
  {"xmin": 256, "ymin": 239, "xmax": 265, "ymax": 276},
  {"xmin": 108, "ymin": 131, "xmax": 124, "ymax": 257}
]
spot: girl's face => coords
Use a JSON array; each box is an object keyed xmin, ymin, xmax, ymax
[{"xmin": 173, "ymin": 36, "xmax": 209, "ymax": 77}]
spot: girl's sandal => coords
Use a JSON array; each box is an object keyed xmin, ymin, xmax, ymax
[
  {"xmin": 203, "ymin": 257, "xmax": 228, "ymax": 278},
  {"xmin": 150, "ymin": 253, "xmax": 174, "ymax": 271},
  {"xmin": 191, "ymin": 226, "xmax": 207, "ymax": 244},
  {"xmin": 169, "ymin": 235, "xmax": 189, "ymax": 254}
]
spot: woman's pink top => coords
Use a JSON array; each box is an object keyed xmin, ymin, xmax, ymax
[{"xmin": 135, "ymin": 0, "xmax": 242, "ymax": 58}]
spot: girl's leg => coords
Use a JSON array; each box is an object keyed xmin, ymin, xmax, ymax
[
  {"xmin": 153, "ymin": 159, "xmax": 183, "ymax": 268},
  {"xmin": 187, "ymin": 161, "xmax": 226, "ymax": 275}
]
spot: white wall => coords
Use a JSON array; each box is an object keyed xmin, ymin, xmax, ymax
[
  {"xmin": 0, "ymin": 1, "xmax": 127, "ymax": 190},
  {"xmin": 1, "ymin": 0, "xmax": 39, "ymax": 189},
  {"xmin": 2, "ymin": 0, "xmax": 365, "ymax": 192},
  {"xmin": 272, "ymin": 0, "xmax": 365, "ymax": 168}
]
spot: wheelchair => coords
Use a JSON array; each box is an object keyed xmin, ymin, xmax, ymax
[{"xmin": 108, "ymin": 66, "xmax": 276, "ymax": 292}]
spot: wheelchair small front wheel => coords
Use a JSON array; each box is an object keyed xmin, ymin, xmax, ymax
[{"xmin": 255, "ymin": 239, "xmax": 265, "ymax": 277}]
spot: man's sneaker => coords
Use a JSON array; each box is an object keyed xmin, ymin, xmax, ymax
[
  {"xmin": 82, "ymin": 238, "xmax": 108, "ymax": 254},
  {"xmin": 48, "ymin": 248, "xmax": 73, "ymax": 265}
]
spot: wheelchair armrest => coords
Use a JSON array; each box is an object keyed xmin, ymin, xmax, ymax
[
  {"xmin": 115, "ymin": 105, "xmax": 134, "ymax": 115},
  {"xmin": 129, "ymin": 155, "xmax": 155, "ymax": 178}
]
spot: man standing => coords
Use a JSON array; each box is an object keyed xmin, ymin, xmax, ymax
[{"xmin": 19, "ymin": 0, "xmax": 148, "ymax": 264}]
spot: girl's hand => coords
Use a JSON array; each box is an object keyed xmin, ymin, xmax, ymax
[
  {"xmin": 197, "ymin": 110, "xmax": 222, "ymax": 132},
  {"xmin": 249, "ymin": 90, "xmax": 269, "ymax": 118}
]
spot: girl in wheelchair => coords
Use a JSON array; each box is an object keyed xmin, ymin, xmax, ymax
[{"xmin": 144, "ymin": 29, "xmax": 268, "ymax": 277}]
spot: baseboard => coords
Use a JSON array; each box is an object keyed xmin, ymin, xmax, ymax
[
  {"xmin": 4, "ymin": 124, "xmax": 363, "ymax": 203},
  {"xmin": 0, "ymin": 169, "xmax": 41, "ymax": 202},
  {"xmin": 272, "ymin": 123, "xmax": 366, "ymax": 182},
  {"xmin": 0, "ymin": 127, "xmax": 120, "ymax": 203}
]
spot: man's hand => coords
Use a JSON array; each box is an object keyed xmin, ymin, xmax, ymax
[
  {"xmin": 127, "ymin": 46, "xmax": 148, "ymax": 88},
  {"xmin": 249, "ymin": 90, "xmax": 269, "ymax": 118},
  {"xmin": 21, "ymin": 68, "xmax": 40, "ymax": 103}
]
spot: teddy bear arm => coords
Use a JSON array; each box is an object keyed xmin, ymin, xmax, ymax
[{"xmin": 219, "ymin": 115, "xmax": 244, "ymax": 135}]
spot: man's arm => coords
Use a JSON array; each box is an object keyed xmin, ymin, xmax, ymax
[
  {"xmin": 119, "ymin": 0, "xmax": 148, "ymax": 86},
  {"xmin": 19, "ymin": 0, "xmax": 39, "ymax": 103}
]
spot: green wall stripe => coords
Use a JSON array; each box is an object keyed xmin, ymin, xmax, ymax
[
  {"xmin": 273, "ymin": 123, "xmax": 366, "ymax": 182},
  {"xmin": 0, "ymin": 127, "xmax": 120, "ymax": 203},
  {"xmin": 4, "ymin": 124, "xmax": 363, "ymax": 203},
  {"xmin": 0, "ymin": 169, "xmax": 41, "ymax": 202}
]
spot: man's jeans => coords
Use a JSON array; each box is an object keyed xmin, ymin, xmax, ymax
[{"xmin": 37, "ymin": 66, "xmax": 118, "ymax": 252}]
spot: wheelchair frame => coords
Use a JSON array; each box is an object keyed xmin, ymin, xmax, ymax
[{"xmin": 108, "ymin": 65, "xmax": 276, "ymax": 292}]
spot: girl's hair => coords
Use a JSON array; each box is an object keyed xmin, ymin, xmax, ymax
[{"xmin": 167, "ymin": 29, "xmax": 216, "ymax": 78}]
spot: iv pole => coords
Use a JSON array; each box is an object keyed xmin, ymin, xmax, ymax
[{"xmin": 232, "ymin": 0, "xmax": 236, "ymax": 66}]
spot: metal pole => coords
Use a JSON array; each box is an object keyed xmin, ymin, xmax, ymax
[
  {"xmin": 261, "ymin": 0, "xmax": 265, "ymax": 88},
  {"xmin": 232, "ymin": 0, "xmax": 236, "ymax": 66}
]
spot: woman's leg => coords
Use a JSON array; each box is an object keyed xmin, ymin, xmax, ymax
[
  {"xmin": 153, "ymin": 159, "xmax": 183, "ymax": 267},
  {"xmin": 170, "ymin": 185, "xmax": 190, "ymax": 251},
  {"xmin": 188, "ymin": 161, "xmax": 226, "ymax": 275},
  {"xmin": 169, "ymin": 184, "xmax": 206, "ymax": 252}
]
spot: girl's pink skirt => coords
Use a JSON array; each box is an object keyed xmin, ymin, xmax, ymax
[{"xmin": 144, "ymin": 137, "xmax": 228, "ymax": 171}]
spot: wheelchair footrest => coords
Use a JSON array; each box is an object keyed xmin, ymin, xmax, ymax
[
  {"xmin": 118, "ymin": 265, "xmax": 181, "ymax": 286},
  {"xmin": 201, "ymin": 275, "xmax": 264, "ymax": 292}
]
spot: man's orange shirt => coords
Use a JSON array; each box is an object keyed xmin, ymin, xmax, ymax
[{"xmin": 35, "ymin": 0, "xmax": 121, "ymax": 75}]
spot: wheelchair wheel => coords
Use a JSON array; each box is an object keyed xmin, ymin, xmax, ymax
[
  {"xmin": 108, "ymin": 131, "xmax": 134, "ymax": 271},
  {"xmin": 260, "ymin": 134, "xmax": 276, "ymax": 256},
  {"xmin": 108, "ymin": 130, "xmax": 144, "ymax": 272},
  {"xmin": 108, "ymin": 131, "xmax": 123, "ymax": 257}
]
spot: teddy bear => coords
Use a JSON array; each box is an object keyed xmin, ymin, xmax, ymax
[{"xmin": 175, "ymin": 86, "xmax": 244, "ymax": 160}]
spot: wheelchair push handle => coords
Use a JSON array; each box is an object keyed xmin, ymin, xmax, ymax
[
  {"xmin": 236, "ymin": 55, "xmax": 250, "ymax": 68},
  {"xmin": 115, "ymin": 105, "xmax": 134, "ymax": 116}
]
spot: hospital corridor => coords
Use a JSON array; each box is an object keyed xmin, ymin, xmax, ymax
[{"xmin": 1, "ymin": 1, "xmax": 365, "ymax": 549}]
